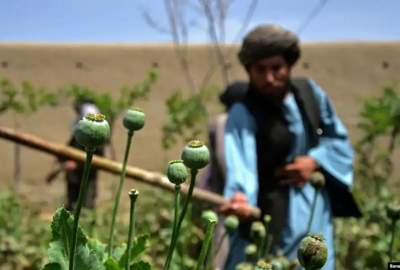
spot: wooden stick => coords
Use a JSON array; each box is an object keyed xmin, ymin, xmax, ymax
[{"xmin": 0, "ymin": 126, "xmax": 260, "ymax": 218}]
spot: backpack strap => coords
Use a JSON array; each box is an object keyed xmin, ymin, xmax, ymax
[
  {"xmin": 291, "ymin": 78, "xmax": 362, "ymax": 218},
  {"xmin": 290, "ymin": 77, "xmax": 322, "ymax": 147}
]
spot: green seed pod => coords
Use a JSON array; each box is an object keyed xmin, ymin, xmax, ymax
[
  {"xmin": 129, "ymin": 189, "xmax": 139, "ymax": 200},
  {"xmin": 386, "ymin": 202, "xmax": 400, "ymax": 220},
  {"xmin": 245, "ymin": 244, "xmax": 257, "ymax": 261},
  {"xmin": 201, "ymin": 210, "xmax": 218, "ymax": 224},
  {"xmin": 263, "ymin": 214, "xmax": 272, "ymax": 225},
  {"xmin": 310, "ymin": 171, "xmax": 325, "ymax": 189},
  {"xmin": 123, "ymin": 107, "xmax": 145, "ymax": 132},
  {"xmin": 181, "ymin": 140, "xmax": 210, "ymax": 170},
  {"xmin": 255, "ymin": 260, "xmax": 272, "ymax": 270},
  {"xmin": 251, "ymin": 221, "xmax": 266, "ymax": 240},
  {"xmin": 289, "ymin": 259, "xmax": 301, "ymax": 270},
  {"xmin": 224, "ymin": 215, "xmax": 239, "ymax": 234},
  {"xmin": 274, "ymin": 252, "xmax": 291, "ymax": 270},
  {"xmin": 297, "ymin": 234, "xmax": 327, "ymax": 270},
  {"xmin": 235, "ymin": 262, "xmax": 253, "ymax": 270},
  {"xmin": 166, "ymin": 160, "xmax": 188, "ymax": 185},
  {"xmin": 74, "ymin": 113, "xmax": 110, "ymax": 150},
  {"xmin": 270, "ymin": 260, "xmax": 283, "ymax": 270}
]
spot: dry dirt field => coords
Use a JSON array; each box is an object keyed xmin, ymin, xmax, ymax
[{"xmin": 0, "ymin": 42, "xmax": 399, "ymax": 211}]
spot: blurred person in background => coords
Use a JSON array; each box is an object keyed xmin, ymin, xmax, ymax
[{"xmin": 46, "ymin": 98, "xmax": 104, "ymax": 211}]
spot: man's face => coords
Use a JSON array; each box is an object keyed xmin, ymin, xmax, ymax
[{"xmin": 248, "ymin": 55, "xmax": 292, "ymax": 99}]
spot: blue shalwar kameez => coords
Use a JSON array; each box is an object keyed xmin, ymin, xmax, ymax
[{"xmin": 223, "ymin": 79, "xmax": 354, "ymax": 270}]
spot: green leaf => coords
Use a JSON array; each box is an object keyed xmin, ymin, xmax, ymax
[
  {"xmin": 162, "ymin": 87, "xmax": 212, "ymax": 149},
  {"xmin": 50, "ymin": 208, "xmax": 87, "ymax": 250},
  {"xmin": 75, "ymin": 245, "xmax": 106, "ymax": 270},
  {"xmin": 46, "ymin": 207, "xmax": 105, "ymax": 270},
  {"xmin": 118, "ymin": 235, "xmax": 148, "ymax": 267},
  {"xmin": 112, "ymin": 243, "xmax": 127, "ymax": 261},
  {"xmin": 130, "ymin": 261, "xmax": 151, "ymax": 270},
  {"xmin": 47, "ymin": 241, "xmax": 69, "ymax": 270},
  {"xmin": 104, "ymin": 257, "xmax": 122, "ymax": 270},
  {"xmin": 88, "ymin": 238, "xmax": 107, "ymax": 263}
]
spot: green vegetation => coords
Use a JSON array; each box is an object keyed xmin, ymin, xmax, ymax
[
  {"xmin": 39, "ymin": 113, "xmax": 213, "ymax": 270},
  {"xmin": 1, "ymin": 82, "xmax": 400, "ymax": 269},
  {"xmin": 162, "ymin": 85, "xmax": 219, "ymax": 149}
]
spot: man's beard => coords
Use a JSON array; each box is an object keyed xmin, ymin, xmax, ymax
[{"xmin": 253, "ymin": 84, "xmax": 289, "ymax": 103}]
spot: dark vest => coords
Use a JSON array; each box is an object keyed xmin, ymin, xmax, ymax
[{"xmin": 240, "ymin": 84, "xmax": 295, "ymax": 247}]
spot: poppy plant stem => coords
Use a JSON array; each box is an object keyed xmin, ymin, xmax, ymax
[
  {"xmin": 173, "ymin": 185, "xmax": 181, "ymax": 237},
  {"xmin": 69, "ymin": 150, "xmax": 94, "ymax": 270},
  {"xmin": 126, "ymin": 190, "xmax": 139, "ymax": 270},
  {"xmin": 107, "ymin": 131, "xmax": 134, "ymax": 257},
  {"xmin": 307, "ymin": 188, "xmax": 319, "ymax": 233},
  {"xmin": 196, "ymin": 220, "xmax": 217, "ymax": 270},
  {"xmin": 163, "ymin": 169, "xmax": 198, "ymax": 270},
  {"xmin": 257, "ymin": 238, "xmax": 265, "ymax": 261}
]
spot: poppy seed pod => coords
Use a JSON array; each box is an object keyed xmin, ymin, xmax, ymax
[
  {"xmin": 255, "ymin": 260, "xmax": 272, "ymax": 270},
  {"xmin": 123, "ymin": 107, "xmax": 145, "ymax": 132},
  {"xmin": 235, "ymin": 262, "xmax": 253, "ymax": 270},
  {"xmin": 201, "ymin": 210, "xmax": 218, "ymax": 224},
  {"xmin": 270, "ymin": 260, "xmax": 283, "ymax": 270},
  {"xmin": 263, "ymin": 214, "xmax": 272, "ymax": 225},
  {"xmin": 129, "ymin": 189, "xmax": 139, "ymax": 199},
  {"xmin": 166, "ymin": 160, "xmax": 188, "ymax": 185},
  {"xmin": 245, "ymin": 244, "xmax": 257, "ymax": 257},
  {"xmin": 273, "ymin": 253, "xmax": 291, "ymax": 270},
  {"xmin": 74, "ymin": 113, "xmax": 110, "ymax": 150},
  {"xmin": 181, "ymin": 140, "xmax": 210, "ymax": 170},
  {"xmin": 224, "ymin": 215, "xmax": 239, "ymax": 234},
  {"xmin": 310, "ymin": 172, "xmax": 325, "ymax": 189},
  {"xmin": 250, "ymin": 221, "xmax": 266, "ymax": 240},
  {"xmin": 289, "ymin": 260, "xmax": 301, "ymax": 269},
  {"xmin": 297, "ymin": 234, "xmax": 327, "ymax": 270}
]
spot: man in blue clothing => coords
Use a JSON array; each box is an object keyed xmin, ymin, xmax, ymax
[{"xmin": 219, "ymin": 24, "xmax": 360, "ymax": 269}]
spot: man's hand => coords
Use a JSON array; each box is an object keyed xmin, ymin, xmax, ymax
[
  {"xmin": 45, "ymin": 160, "xmax": 77, "ymax": 183},
  {"xmin": 276, "ymin": 156, "xmax": 318, "ymax": 187},
  {"xmin": 63, "ymin": 160, "xmax": 77, "ymax": 171},
  {"xmin": 219, "ymin": 192, "xmax": 253, "ymax": 222}
]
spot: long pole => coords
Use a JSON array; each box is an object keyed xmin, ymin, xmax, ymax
[{"xmin": 0, "ymin": 126, "xmax": 260, "ymax": 219}]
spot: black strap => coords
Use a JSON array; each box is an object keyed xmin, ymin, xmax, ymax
[
  {"xmin": 241, "ymin": 88, "xmax": 292, "ymax": 245},
  {"xmin": 291, "ymin": 78, "xmax": 321, "ymax": 147},
  {"xmin": 290, "ymin": 78, "xmax": 361, "ymax": 218}
]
